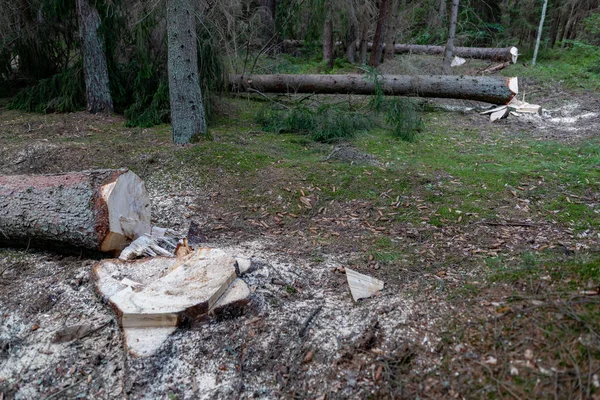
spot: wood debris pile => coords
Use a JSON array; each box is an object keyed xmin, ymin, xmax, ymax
[{"xmin": 481, "ymin": 97, "xmax": 542, "ymax": 122}]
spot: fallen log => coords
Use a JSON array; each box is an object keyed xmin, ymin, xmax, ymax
[
  {"xmin": 389, "ymin": 44, "xmax": 518, "ymax": 64},
  {"xmin": 0, "ymin": 169, "xmax": 151, "ymax": 253},
  {"xmin": 231, "ymin": 74, "xmax": 518, "ymax": 104},
  {"xmin": 281, "ymin": 40, "xmax": 519, "ymax": 63}
]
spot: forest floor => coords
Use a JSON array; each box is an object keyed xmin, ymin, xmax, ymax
[{"xmin": 1, "ymin": 63, "xmax": 600, "ymax": 399}]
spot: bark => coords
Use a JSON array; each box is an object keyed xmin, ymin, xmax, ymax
[
  {"xmin": 532, "ymin": 0, "xmax": 548, "ymax": 66},
  {"xmin": 0, "ymin": 169, "xmax": 151, "ymax": 254},
  {"xmin": 359, "ymin": 7, "xmax": 370, "ymax": 64},
  {"xmin": 388, "ymin": 44, "xmax": 519, "ymax": 63},
  {"xmin": 323, "ymin": 14, "xmax": 334, "ymax": 69},
  {"xmin": 428, "ymin": 0, "xmax": 447, "ymax": 30},
  {"xmin": 384, "ymin": 0, "xmax": 400, "ymax": 61},
  {"xmin": 166, "ymin": 0, "xmax": 207, "ymax": 144},
  {"xmin": 231, "ymin": 74, "xmax": 519, "ymax": 104},
  {"xmin": 346, "ymin": 24, "xmax": 358, "ymax": 64},
  {"xmin": 443, "ymin": 0, "xmax": 459, "ymax": 74},
  {"xmin": 259, "ymin": 0, "xmax": 277, "ymax": 33},
  {"xmin": 283, "ymin": 40, "xmax": 519, "ymax": 63},
  {"xmin": 76, "ymin": 0, "xmax": 113, "ymax": 113},
  {"xmin": 370, "ymin": 0, "xmax": 390, "ymax": 67}
]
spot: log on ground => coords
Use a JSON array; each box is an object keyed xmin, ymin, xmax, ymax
[
  {"xmin": 389, "ymin": 44, "xmax": 519, "ymax": 63},
  {"xmin": 231, "ymin": 74, "xmax": 518, "ymax": 104},
  {"xmin": 0, "ymin": 169, "xmax": 151, "ymax": 253},
  {"xmin": 281, "ymin": 40, "xmax": 519, "ymax": 63}
]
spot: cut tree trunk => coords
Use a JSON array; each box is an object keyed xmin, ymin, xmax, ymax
[
  {"xmin": 0, "ymin": 169, "xmax": 151, "ymax": 254},
  {"xmin": 283, "ymin": 40, "xmax": 519, "ymax": 63},
  {"xmin": 389, "ymin": 43, "xmax": 519, "ymax": 63},
  {"xmin": 76, "ymin": 0, "xmax": 113, "ymax": 113},
  {"xmin": 166, "ymin": 0, "xmax": 207, "ymax": 144},
  {"xmin": 230, "ymin": 74, "xmax": 518, "ymax": 104}
]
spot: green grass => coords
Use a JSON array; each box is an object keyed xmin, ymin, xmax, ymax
[{"xmin": 505, "ymin": 43, "xmax": 600, "ymax": 91}]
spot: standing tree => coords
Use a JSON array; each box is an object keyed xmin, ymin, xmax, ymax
[
  {"xmin": 359, "ymin": 3, "xmax": 371, "ymax": 64},
  {"xmin": 323, "ymin": 10, "xmax": 335, "ymax": 69},
  {"xmin": 442, "ymin": 0, "xmax": 459, "ymax": 74},
  {"xmin": 532, "ymin": 0, "xmax": 548, "ymax": 66},
  {"xmin": 370, "ymin": 0, "xmax": 391, "ymax": 67},
  {"xmin": 383, "ymin": 0, "xmax": 400, "ymax": 62},
  {"xmin": 260, "ymin": 0, "xmax": 278, "ymax": 40},
  {"xmin": 166, "ymin": 0, "xmax": 207, "ymax": 144},
  {"xmin": 77, "ymin": 0, "xmax": 113, "ymax": 113}
]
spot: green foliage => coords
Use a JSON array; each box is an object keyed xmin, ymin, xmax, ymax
[
  {"xmin": 255, "ymin": 65, "xmax": 423, "ymax": 143},
  {"xmin": 7, "ymin": 66, "xmax": 85, "ymax": 113},
  {"xmin": 507, "ymin": 45, "xmax": 600, "ymax": 90},
  {"xmin": 256, "ymin": 104, "xmax": 370, "ymax": 142},
  {"xmin": 125, "ymin": 81, "xmax": 170, "ymax": 128},
  {"xmin": 385, "ymin": 99, "xmax": 423, "ymax": 142}
]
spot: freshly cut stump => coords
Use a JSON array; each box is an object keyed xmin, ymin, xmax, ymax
[
  {"xmin": 94, "ymin": 248, "xmax": 249, "ymax": 356},
  {"xmin": 0, "ymin": 169, "xmax": 151, "ymax": 253}
]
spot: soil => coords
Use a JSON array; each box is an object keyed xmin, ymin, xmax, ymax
[{"xmin": 0, "ymin": 81, "xmax": 599, "ymax": 399}]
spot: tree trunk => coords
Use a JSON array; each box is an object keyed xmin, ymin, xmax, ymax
[
  {"xmin": 259, "ymin": 0, "xmax": 277, "ymax": 36},
  {"xmin": 443, "ymin": 0, "xmax": 459, "ymax": 74},
  {"xmin": 532, "ymin": 0, "xmax": 548, "ymax": 66},
  {"xmin": 390, "ymin": 44, "xmax": 519, "ymax": 63},
  {"xmin": 359, "ymin": 12, "xmax": 370, "ymax": 65},
  {"xmin": 384, "ymin": 0, "xmax": 399, "ymax": 61},
  {"xmin": 76, "ymin": 0, "xmax": 113, "ymax": 114},
  {"xmin": 282, "ymin": 40, "xmax": 519, "ymax": 63},
  {"xmin": 166, "ymin": 0, "xmax": 207, "ymax": 144},
  {"xmin": 370, "ymin": 0, "xmax": 390, "ymax": 67},
  {"xmin": 428, "ymin": 0, "xmax": 447, "ymax": 30},
  {"xmin": 323, "ymin": 14, "xmax": 334, "ymax": 69},
  {"xmin": 0, "ymin": 170, "xmax": 151, "ymax": 254},
  {"xmin": 231, "ymin": 74, "xmax": 519, "ymax": 104},
  {"xmin": 346, "ymin": 24, "xmax": 358, "ymax": 64}
]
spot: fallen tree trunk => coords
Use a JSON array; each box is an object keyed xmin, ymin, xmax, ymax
[
  {"xmin": 231, "ymin": 74, "xmax": 518, "ymax": 104},
  {"xmin": 0, "ymin": 169, "xmax": 151, "ymax": 254},
  {"xmin": 390, "ymin": 44, "xmax": 519, "ymax": 64},
  {"xmin": 281, "ymin": 40, "xmax": 519, "ymax": 63}
]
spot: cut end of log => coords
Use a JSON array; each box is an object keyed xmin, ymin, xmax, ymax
[
  {"xmin": 510, "ymin": 47, "xmax": 519, "ymax": 64},
  {"xmin": 507, "ymin": 77, "xmax": 519, "ymax": 99},
  {"xmin": 100, "ymin": 171, "xmax": 151, "ymax": 253}
]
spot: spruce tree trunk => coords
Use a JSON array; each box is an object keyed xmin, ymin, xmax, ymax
[
  {"xmin": 384, "ymin": 0, "xmax": 399, "ymax": 61},
  {"xmin": 166, "ymin": 0, "xmax": 207, "ymax": 144},
  {"xmin": 532, "ymin": 0, "xmax": 548, "ymax": 66},
  {"xmin": 370, "ymin": 0, "xmax": 390, "ymax": 67},
  {"xmin": 323, "ymin": 14, "xmax": 334, "ymax": 69},
  {"xmin": 346, "ymin": 24, "xmax": 358, "ymax": 64},
  {"xmin": 359, "ymin": 13, "xmax": 370, "ymax": 65},
  {"xmin": 76, "ymin": 0, "xmax": 113, "ymax": 114},
  {"xmin": 442, "ymin": 0, "xmax": 459, "ymax": 74},
  {"xmin": 0, "ymin": 170, "xmax": 151, "ymax": 254},
  {"xmin": 231, "ymin": 74, "xmax": 519, "ymax": 104}
]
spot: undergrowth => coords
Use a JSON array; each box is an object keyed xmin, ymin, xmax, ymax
[
  {"xmin": 7, "ymin": 66, "xmax": 85, "ymax": 113},
  {"xmin": 256, "ymin": 104, "xmax": 371, "ymax": 142},
  {"xmin": 255, "ymin": 70, "xmax": 423, "ymax": 143}
]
